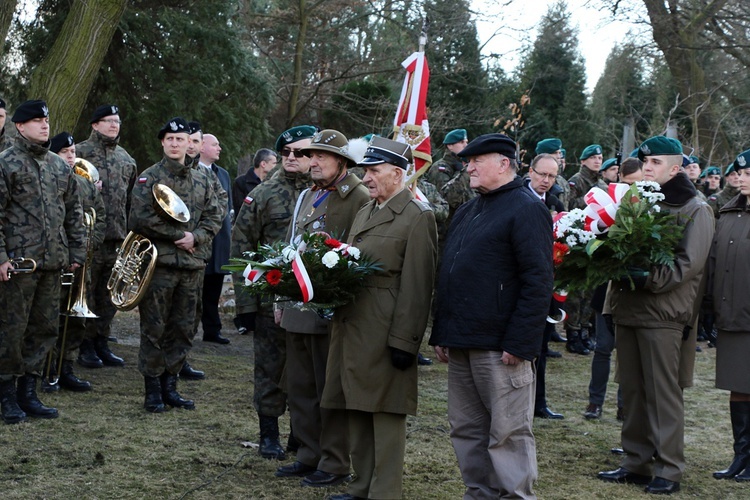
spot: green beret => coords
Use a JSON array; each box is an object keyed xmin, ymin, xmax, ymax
[
  {"xmin": 580, "ymin": 144, "xmax": 603, "ymax": 160},
  {"xmin": 275, "ymin": 125, "xmax": 317, "ymax": 152},
  {"xmin": 443, "ymin": 129, "xmax": 468, "ymax": 145},
  {"xmin": 703, "ymin": 166, "xmax": 721, "ymax": 177},
  {"xmin": 725, "ymin": 164, "xmax": 735, "ymax": 176},
  {"xmin": 629, "ymin": 148, "xmax": 639, "ymax": 158},
  {"xmin": 535, "ymin": 138, "xmax": 562, "ymax": 155},
  {"xmin": 637, "ymin": 136, "xmax": 682, "ymax": 161},
  {"xmin": 600, "ymin": 158, "xmax": 618, "ymax": 172},
  {"xmin": 688, "ymin": 155, "xmax": 699, "ymax": 165},
  {"xmin": 733, "ymin": 149, "xmax": 750, "ymax": 171}
]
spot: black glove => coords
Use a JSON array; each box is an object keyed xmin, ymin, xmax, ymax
[
  {"xmin": 603, "ymin": 314, "xmax": 614, "ymax": 334},
  {"xmin": 390, "ymin": 347, "xmax": 416, "ymax": 371},
  {"xmin": 234, "ymin": 312, "xmax": 256, "ymax": 334}
]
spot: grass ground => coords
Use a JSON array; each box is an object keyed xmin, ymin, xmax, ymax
[{"xmin": 0, "ymin": 311, "xmax": 747, "ymax": 499}]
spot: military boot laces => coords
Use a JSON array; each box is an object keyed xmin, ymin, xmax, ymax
[
  {"xmin": 259, "ymin": 415, "xmax": 287, "ymax": 460},
  {"xmin": 0, "ymin": 378, "xmax": 27, "ymax": 424},
  {"xmin": 160, "ymin": 373, "xmax": 195, "ymax": 410},
  {"xmin": 16, "ymin": 375, "xmax": 58, "ymax": 419}
]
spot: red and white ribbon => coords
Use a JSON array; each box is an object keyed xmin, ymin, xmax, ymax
[
  {"xmin": 243, "ymin": 263, "xmax": 266, "ymax": 285},
  {"xmin": 582, "ymin": 183, "xmax": 630, "ymax": 234},
  {"xmin": 291, "ymin": 253, "xmax": 314, "ymax": 303}
]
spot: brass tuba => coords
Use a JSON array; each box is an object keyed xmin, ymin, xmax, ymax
[
  {"xmin": 107, "ymin": 183, "xmax": 190, "ymax": 310},
  {"xmin": 73, "ymin": 158, "xmax": 100, "ymax": 183}
]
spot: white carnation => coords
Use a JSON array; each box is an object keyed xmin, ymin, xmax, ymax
[
  {"xmin": 281, "ymin": 246, "xmax": 296, "ymax": 263},
  {"xmin": 346, "ymin": 246, "xmax": 361, "ymax": 259},
  {"xmin": 322, "ymin": 251, "xmax": 340, "ymax": 268}
]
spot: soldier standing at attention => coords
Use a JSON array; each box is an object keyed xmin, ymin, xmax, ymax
[
  {"xmin": 231, "ymin": 125, "xmax": 316, "ymax": 460},
  {"xmin": 708, "ymin": 164, "xmax": 740, "ymax": 218},
  {"xmin": 128, "ymin": 117, "xmax": 222, "ymax": 413},
  {"xmin": 0, "ymin": 100, "xmax": 86, "ymax": 423},
  {"xmin": 76, "ymin": 104, "xmax": 136, "ymax": 368}
]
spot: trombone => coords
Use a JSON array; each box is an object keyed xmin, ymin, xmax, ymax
[{"xmin": 9, "ymin": 257, "xmax": 37, "ymax": 274}]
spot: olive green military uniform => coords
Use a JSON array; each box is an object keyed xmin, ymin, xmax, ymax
[
  {"xmin": 554, "ymin": 174, "xmax": 571, "ymax": 211},
  {"xmin": 128, "ymin": 155, "xmax": 222, "ymax": 377},
  {"xmin": 416, "ymin": 178, "xmax": 449, "ymax": 223},
  {"xmin": 0, "ymin": 135, "xmax": 86, "ymax": 380},
  {"xmin": 707, "ymin": 184, "xmax": 739, "ymax": 219},
  {"xmin": 281, "ymin": 173, "xmax": 369, "ymax": 476},
  {"xmin": 76, "ymin": 130, "xmax": 137, "ymax": 343},
  {"xmin": 231, "ymin": 168, "xmax": 312, "ymax": 417}
]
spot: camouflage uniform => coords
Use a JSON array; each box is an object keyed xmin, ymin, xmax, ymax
[
  {"xmin": 231, "ymin": 168, "xmax": 311, "ymax": 416},
  {"xmin": 0, "ymin": 135, "xmax": 86, "ymax": 381},
  {"xmin": 423, "ymin": 151, "xmax": 475, "ymax": 247},
  {"xmin": 76, "ymin": 130, "xmax": 136, "ymax": 343},
  {"xmin": 552, "ymin": 174, "xmax": 570, "ymax": 210},
  {"xmin": 417, "ymin": 178, "xmax": 449, "ymax": 223},
  {"xmin": 128, "ymin": 155, "xmax": 222, "ymax": 377},
  {"xmin": 707, "ymin": 184, "xmax": 739, "ymax": 219}
]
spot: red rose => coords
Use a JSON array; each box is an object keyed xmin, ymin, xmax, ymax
[
  {"xmin": 266, "ymin": 269, "xmax": 282, "ymax": 286},
  {"xmin": 325, "ymin": 238, "xmax": 342, "ymax": 249},
  {"xmin": 553, "ymin": 242, "xmax": 570, "ymax": 266}
]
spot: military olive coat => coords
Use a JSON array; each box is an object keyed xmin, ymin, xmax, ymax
[{"xmin": 321, "ymin": 188, "xmax": 437, "ymax": 416}]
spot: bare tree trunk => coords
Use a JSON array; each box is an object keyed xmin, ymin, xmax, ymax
[
  {"xmin": 27, "ymin": 0, "xmax": 127, "ymax": 132},
  {"xmin": 0, "ymin": 0, "xmax": 18, "ymax": 61},
  {"xmin": 287, "ymin": 0, "xmax": 309, "ymax": 127}
]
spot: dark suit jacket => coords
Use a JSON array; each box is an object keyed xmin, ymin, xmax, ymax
[
  {"xmin": 207, "ymin": 164, "xmax": 233, "ymax": 274},
  {"xmin": 232, "ymin": 169, "xmax": 261, "ymax": 217}
]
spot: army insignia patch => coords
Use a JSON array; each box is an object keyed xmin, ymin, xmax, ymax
[
  {"xmin": 738, "ymin": 155, "xmax": 747, "ymax": 167},
  {"xmin": 244, "ymin": 196, "xmax": 254, "ymax": 205},
  {"xmin": 283, "ymin": 131, "xmax": 293, "ymax": 142},
  {"xmin": 111, "ymin": 105, "xmax": 118, "ymax": 115},
  {"xmin": 138, "ymin": 176, "xmax": 148, "ymax": 184},
  {"xmin": 169, "ymin": 121, "xmax": 179, "ymax": 131},
  {"xmin": 42, "ymin": 105, "xmax": 49, "ymax": 117},
  {"xmin": 312, "ymin": 132, "xmax": 323, "ymax": 143},
  {"xmin": 595, "ymin": 147, "xmax": 601, "ymax": 154},
  {"xmin": 340, "ymin": 184, "xmax": 349, "ymax": 193},
  {"xmin": 641, "ymin": 144, "xmax": 651, "ymax": 155}
]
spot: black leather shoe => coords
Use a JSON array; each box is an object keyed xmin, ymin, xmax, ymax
[
  {"xmin": 645, "ymin": 477, "xmax": 680, "ymax": 494},
  {"xmin": 203, "ymin": 332, "xmax": 230, "ymax": 345},
  {"xmin": 546, "ymin": 349, "xmax": 562, "ymax": 358},
  {"xmin": 611, "ymin": 447, "xmax": 626, "ymax": 455},
  {"xmin": 179, "ymin": 362, "xmax": 205, "ymax": 380},
  {"xmin": 534, "ymin": 407, "xmax": 564, "ymax": 419},
  {"xmin": 597, "ymin": 467, "xmax": 651, "ymax": 484},
  {"xmin": 550, "ymin": 331, "xmax": 567, "ymax": 342},
  {"xmin": 302, "ymin": 470, "xmax": 352, "ymax": 488},
  {"xmin": 276, "ymin": 461, "xmax": 316, "ymax": 477},
  {"xmin": 584, "ymin": 403, "xmax": 602, "ymax": 420},
  {"xmin": 417, "ymin": 353, "xmax": 433, "ymax": 365}
]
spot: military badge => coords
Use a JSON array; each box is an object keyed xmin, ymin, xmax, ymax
[
  {"xmin": 283, "ymin": 131, "xmax": 293, "ymax": 142},
  {"xmin": 595, "ymin": 147, "xmax": 601, "ymax": 154},
  {"xmin": 138, "ymin": 176, "xmax": 148, "ymax": 184},
  {"xmin": 340, "ymin": 184, "xmax": 349, "ymax": 193},
  {"xmin": 169, "ymin": 121, "xmax": 179, "ymax": 131},
  {"xmin": 111, "ymin": 105, "xmax": 118, "ymax": 115},
  {"xmin": 738, "ymin": 155, "xmax": 747, "ymax": 167},
  {"xmin": 42, "ymin": 105, "xmax": 49, "ymax": 117},
  {"xmin": 244, "ymin": 196, "xmax": 254, "ymax": 205},
  {"xmin": 641, "ymin": 144, "xmax": 651, "ymax": 155}
]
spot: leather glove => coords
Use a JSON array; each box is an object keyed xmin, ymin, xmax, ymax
[
  {"xmin": 234, "ymin": 312, "xmax": 256, "ymax": 334},
  {"xmin": 603, "ymin": 314, "xmax": 614, "ymax": 334},
  {"xmin": 390, "ymin": 347, "xmax": 416, "ymax": 371}
]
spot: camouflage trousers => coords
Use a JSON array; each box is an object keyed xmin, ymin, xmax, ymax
[
  {"xmin": 56, "ymin": 278, "xmax": 88, "ymax": 362},
  {"xmin": 85, "ymin": 240, "xmax": 121, "ymax": 340},
  {"xmin": 137, "ymin": 267, "xmax": 202, "ymax": 378},
  {"xmin": 254, "ymin": 314, "xmax": 287, "ymax": 417},
  {"xmin": 564, "ymin": 288, "xmax": 594, "ymax": 331},
  {"xmin": 0, "ymin": 271, "xmax": 61, "ymax": 381}
]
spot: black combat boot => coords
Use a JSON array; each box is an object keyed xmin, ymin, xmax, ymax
[
  {"xmin": 144, "ymin": 376, "xmax": 168, "ymax": 413},
  {"xmin": 566, "ymin": 330, "xmax": 590, "ymax": 355},
  {"xmin": 94, "ymin": 336, "xmax": 125, "ymax": 367},
  {"xmin": 77, "ymin": 339, "xmax": 104, "ymax": 368},
  {"xmin": 715, "ymin": 401, "xmax": 750, "ymax": 479},
  {"xmin": 16, "ymin": 375, "xmax": 58, "ymax": 419},
  {"xmin": 259, "ymin": 415, "xmax": 287, "ymax": 460},
  {"xmin": 0, "ymin": 378, "xmax": 27, "ymax": 424},
  {"xmin": 160, "ymin": 372, "xmax": 195, "ymax": 410},
  {"xmin": 179, "ymin": 362, "xmax": 205, "ymax": 380},
  {"xmin": 581, "ymin": 327, "xmax": 596, "ymax": 351},
  {"xmin": 59, "ymin": 360, "xmax": 92, "ymax": 392}
]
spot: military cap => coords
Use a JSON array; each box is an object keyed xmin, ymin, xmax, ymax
[
  {"xmin": 688, "ymin": 155, "xmax": 699, "ymax": 165},
  {"xmin": 301, "ymin": 129, "xmax": 358, "ymax": 164},
  {"xmin": 459, "ymin": 133, "xmax": 517, "ymax": 160},
  {"xmin": 90, "ymin": 104, "xmax": 119, "ymax": 123},
  {"xmin": 535, "ymin": 138, "xmax": 562, "ymax": 155},
  {"xmin": 443, "ymin": 129, "xmax": 468, "ymax": 145},
  {"xmin": 580, "ymin": 144, "xmax": 603, "ymax": 160},
  {"xmin": 600, "ymin": 158, "xmax": 618, "ymax": 172},
  {"xmin": 188, "ymin": 121, "xmax": 201, "ymax": 134},
  {"xmin": 359, "ymin": 136, "xmax": 412, "ymax": 170},
  {"xmin": 629, "ymin": 148, "xmax": 639, "ymax": 158},
  {"xmin": 157, "ymin": 117, "xmax": 189, "ymax": 139},
  {"xmin": 725, "ymin": 163, "xmax": 735, "ymax": 176},
  {"xmin": 637, "ymin": 136, "xmax": 682, "ymax": 161},
  {"xmin": 702, "ymin": 166, "xmax": 721, "ymax": 177},
  {"xmin": 681, "ymin": 154, "xmax": 691, "ymax": 167},
  {"xmin": 50, "ymin": 131, "xmax": 75, "ymax": 154},
  {"xmin": 0, "ymin": 98, "xmax": 5, "ymax": 109},
  {"xmin": 732, "ymin": 149, "xmax": 750, "ymax": 171},
  {"xmin": 275, "ymin": 125, "xmax": 318, "ymax": 152},
  {"xmin": 12, "ymin": 99, "xmax": 49, "ymax": 123},
  {"xmin": 362, "ymin": 133, "xmax": 375, "ymax": 142}
]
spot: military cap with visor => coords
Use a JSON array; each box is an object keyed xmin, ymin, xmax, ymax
[
  {"xmin": 157, "ymin": 117, "xmax": 190, "ymax": 139},
  {"xmin": 637, "ymin": 136, "xmax": 683, "ymax": 161},
  {"xmin": 580, "ymin": 144, "xmax": 603, "ymax": 161},
  {"xmin": 535, "ymin": 138, "xmax": 562, "ymax": 155},
  {"xmin": 12, "ymin": 99, "xmax": 49, "ymax": 123},
  {"xmin": 90, "ymin": 104, "xmax": 119, "ymax": 124},
  {"xmin": 275, "ymin": 125, "xmax": 318, "ymax": 152},
  {"xmin": 359, "ymin": 136, "xmax": 413, "ymax": 170},
  {"xmin": 50, "ymin": 131, "xmax": 75, "ymax": 154},
  {"xmin": 443, "ymin": 128, "xmax": 468, "ymax": 145},
  {"xmin": 458, "ymin": 133, "xmax": 517, "ymax": 160}
]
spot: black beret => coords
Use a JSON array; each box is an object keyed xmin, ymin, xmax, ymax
[
  {"xmin": 90, "ymin": 104, "xmax": 119, "ymax": 123},
  {"xmin": 0, "ymin": 98, "xmax": 5, "ymax": 109},
  {"xmin": 157, "ymin": 117, "xmax": 189, "ymax": 139},
  {"xmin": 50, "ymin": 132, "xmax": 75, "ymax": 154},
  {"xmin": 11, "ymin": 99, "xmax": 49, "ymax": 123},
  {"xmin": 188, "ymin": 121, "xmax": 201, "ymax": 134},
  {"xmin": 458, "ymin": 133, "xmax": 517, "ymax": 160}
]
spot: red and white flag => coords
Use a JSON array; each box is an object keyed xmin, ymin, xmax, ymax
[{"xmin": 393, "ymin": 51, "xmax": 432, "ymax": 177}]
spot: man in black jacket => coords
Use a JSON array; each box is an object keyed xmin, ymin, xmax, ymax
[
  {"xmin": 231, "ymin": 148, "xmax": 277, "ymax": 218},
  {"xmin": 430, "ymin": 134, "xmax": 553, "ymax": 498}
]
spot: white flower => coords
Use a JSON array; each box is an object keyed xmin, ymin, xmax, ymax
[
  {"xmin": 346, "ymin": 246, "xmax": 361, "ymax": 260},
  {"xmin": 566, "ymin": 235, "xmax": 577, "ymax": 247},
  {"xmin": 281, "ymin": 246, "xmax": 296, "ymax": 263},
  {"xmin": 322, "ymin": 251, "xmax": 340, "ymax": 268},
  {"xmin": 651, "ymin": 205, "xmax": 661, "ymax": 213}
]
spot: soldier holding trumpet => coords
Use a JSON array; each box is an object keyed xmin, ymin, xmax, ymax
[{"xmin": 0, "ymin": 100, "xmax": 86, "ymax": 424}]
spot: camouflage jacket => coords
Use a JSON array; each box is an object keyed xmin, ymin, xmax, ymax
[
  {"xmin": 129, "ymin": 155, "xmax": 223, "ymax": 270},
  {"xmin": 0, "ymin": 135, "xmax": 86, "ymax": 270},
  {"xmin": 417, "ymin": 178, "xmax": 449, "ymax": 223},
  {"xmin": 425, "ymin": 151, "xmax": 476, "ymax": 210},
  {"xmin": 551, "ymin": 174, "xmax": 570, "ymax": 211},
  {"xmin": 707, "ymin": 184, "xmax": 739, "ymax": 218},
  {"xmin": 567, "ymin": 166, "xmax": 607, "ymax": 210},
  {"xmin": 74, "ymin": 175, "xmax": 107, "ymax": 250},
  {"xmin": 76, "ymin": 130, "xmax": 137, "ymax": 242},
  {"xmin": 231, "ymin": 168, "xmax": 312, "ymax": 313}
]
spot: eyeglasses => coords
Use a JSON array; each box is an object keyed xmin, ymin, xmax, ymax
[
  {"xmin": 532, "ymin": 169, "xmax": 557, "ymax": 181},
  {"xmin": 281, "ymin": 148, "xmax": 305, "ymax": 158},
  {"xmin": 100, "ymin": 118, "xmax": 122, "ymax": 125}
]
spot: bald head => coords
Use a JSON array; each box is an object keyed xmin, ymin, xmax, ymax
[{"xmin": 201, "ymin": 133, "xmax": 221, "ymax": 164}]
